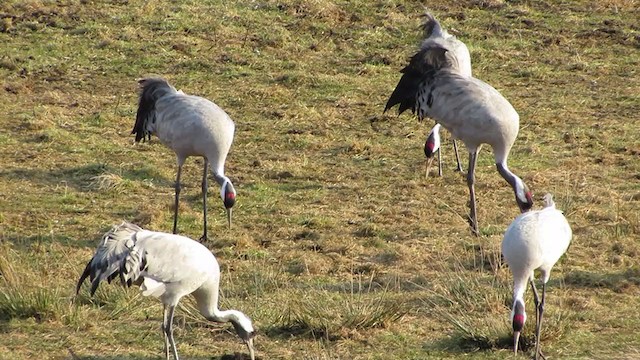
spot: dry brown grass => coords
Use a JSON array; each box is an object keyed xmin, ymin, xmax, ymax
[{"xmin": 1, "ymin": 0, "xmax": 639, "ymax": 359}]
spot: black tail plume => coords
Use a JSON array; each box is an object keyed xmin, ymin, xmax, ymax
[
  {"xmin": 384, "ymin": 46, "xmax": 450, "ymax": 116},
  {"xmin": 75, "ymin": 260, "xmax": 93, "ymax": 295},
  {"xmin": 384, "ymin": 64, "xmax": 422, "ymax": 115},
  {"xmin": 132, "ymin": 77, "xmax": 177, "ymax": 143}
]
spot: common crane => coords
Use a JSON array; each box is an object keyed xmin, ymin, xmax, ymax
[
  {"xmin": 132, "ymin": 77, "xmax": 236, "ymax": 241},
  {"xmin": 385, "ymin": 22, "xmax": 534, "ymax": 234},
  {"xmin": 419, "ymin": 11, "xmax": 468, "ymax": 176},
  {"xmin": 502, "ymin": 194, "xmax": 571, "ymax": 359},
  {"xmin": 76, "ymin": 221, "xmax": 256, "ymax": 360},
  {"xmin": 423, "ymin": 123, "xmax": 463, "ymax": 177}
]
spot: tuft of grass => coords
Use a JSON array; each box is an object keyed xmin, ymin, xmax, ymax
[
  {"xmin": 273, "ymin": 281, "xmax": 407, "ymax": 341},
  {"xmin": 74, "ymin": 282, "xmax": 149, "ymax": 321},
  {"xmin": 423, "ymin": 247, "xmax": 573, "ymax": 355},
  {"xmin": 88, "ymin": 173, "xmax": 133, "ymax": 192},
  {"xmin": 0, "ymin": 244, "xmax": 19, "ymax": 286},
  {"xmin": 0, "ymin": 245, "xmax": 63, "ymax": 322},
  {"xmin": 426, "ymin": 274, "xmax": 510, "ymax": 349},
  {"xmin": 0, "ymin": 285, "xmax": 63, "ymax": 322}
]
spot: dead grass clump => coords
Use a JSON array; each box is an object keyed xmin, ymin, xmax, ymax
[
  {"xmin": 283, "ymin": 0, "xmax": 348, "ymax": 23},
  {"xmin": 273, "ymin": 285, "xmax": 406, "ymax": 340},
  {"xmin": 469, "ymin": 0, "xmax": 506, "ymax": 10},
  {"xmin": 88, "ymin": 173, "xmax": 130, "ymax": 192},
  {"xmin": 354, "ymin": 223, "xmax": 385, "ymax": 239},
  {"xmin": 593, "ymin": 0, "xmax": 639, "ymax": 11}
]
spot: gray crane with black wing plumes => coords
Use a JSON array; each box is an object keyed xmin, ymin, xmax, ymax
[
  {"xmin": 132, "ymin": 78, "xmax": 236, "ymax": 241},
  {"xmin": 76, "ymin": 221, "xmax": 256, "ymax": 360},
  {"xmin": 385, "ymin": 12, "xmax": 534, "ymax": 235}
]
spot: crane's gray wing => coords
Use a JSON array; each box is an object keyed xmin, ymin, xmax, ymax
[
  {"xmin": 132, "ymin": 232, "xmax": 216, "ymax": 284},
  {"xmin": 123, "ymin": 231, "xmax": 218, "ymax": 299},
  {"xmin": 76, "ymin": 221, "xmax": 147, "ymax": 295}
]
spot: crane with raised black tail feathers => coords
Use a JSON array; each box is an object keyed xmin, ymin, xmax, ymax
[
  {"xmin": 384, "ymin": 13, "xmax": 534, "ymax": 235},
  {"xmin": 76, "ymin": 221, "xmax": 256, "ymax": 360},
  {"xmin": 418, "ymin": 11, "xmax": 467, "ymax": 176},
  {"xmin": 132, "ymin": 77, "xmax": 236, "ymax": 241}
]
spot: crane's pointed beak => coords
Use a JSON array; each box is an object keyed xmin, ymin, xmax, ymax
[
  {"xmin": 226, "ymin": 208, "xmax": 232, "ymax": 229},
  {"xmin": 513, "ymin": 330, "xmax": 520, "ymax": 356},
  {"xmin": 246, "ymin": 337, "xmax": 255, "ymax": 360}
]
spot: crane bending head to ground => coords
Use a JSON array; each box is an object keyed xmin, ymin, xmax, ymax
[
  {"xmin": 132, "ymin": 77, "xmax": 236, "ymax": 240},
  {"xmin": 385, "ymin": 13, "xmax": 534, "ymax": 234},
  {"xmin": 502, "ymin": 194, "xmax": 572, "ymax": 359},
  {"xmin": 76, "ymin": 221, "xmax": 256, "ymax": 360}
]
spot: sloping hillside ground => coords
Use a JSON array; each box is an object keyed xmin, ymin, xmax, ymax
[{"xmin": 0, "ymin": 1, "xmax": 638, "ymax": 359}]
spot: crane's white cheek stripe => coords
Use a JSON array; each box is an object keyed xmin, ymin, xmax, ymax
[
  {"xmin": 238, "ymin": 316, "xmax": 254, "ymax": 333},
  {"xmin": 220, "ymin": 180, "xmax": 229, "ymax": 200}
]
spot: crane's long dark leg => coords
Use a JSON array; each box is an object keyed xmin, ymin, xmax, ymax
[
  {"xmin": 530, "ymin": 278, "xmax": 541, "ymax": 343},
  {"xmin": 467, "ymin": 151, "xmax": 479, "ymax": 236},
  {"xmin": 437, "ymin": 148, "xmax": 443, "ymax": 177},
  {"xmin": 453, "ymin": 140, "xmax": 463, "ymax": 172},
  {"xmin": 166, "ymin": 305, "xmax": 179, "ymax": 360},
  {"xmin": 200, "ymin": 159, "xmax": 209, "ymax": 242},
  {"xmin": 534, "ymin": 283, "xmax": 548, "ymax": 360},
  {"xmin": 162, "ymin": 305, "xmax": 170, "ymax": 360},
  {"xmin": 173, "ymin": 164, "xmax": 183, "ymax": 235}
]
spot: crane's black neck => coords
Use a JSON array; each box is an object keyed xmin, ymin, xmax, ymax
[
  {"xmin": 496, "ymin": 163, "xmax": 517, "ymax": 188},
  {"xmin": 496, "ymin": 162, "xmax": 533, "ymax": 212}
]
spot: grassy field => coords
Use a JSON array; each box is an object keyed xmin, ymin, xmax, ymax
[{"xmin": 1, "ymin": 0, "xmax": 639, "ymax": 359}]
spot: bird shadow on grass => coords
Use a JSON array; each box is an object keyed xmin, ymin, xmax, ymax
[
  {"xmin": 0, "ymin": 163, "xmax": 172, "ymax": 193},
  {"xmin": 66, "ymin": 352, "xmax": 256, "ymax": 360},
  {"xmin": 563, "ymin": 268, "xmax": 640, "ymax": 292},
  {"xmin": 0, "ymin": 232, "xmax": 93, "ymax": 250},
  {"xmin": 426, "ymin": 331, "xmax": 535, "ymax": 356}
]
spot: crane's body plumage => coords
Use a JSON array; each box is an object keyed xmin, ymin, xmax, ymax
[
  {"xmin": 149, "ymin": 94, "xmax": 235, "ymax": 176},
  {"xmin": 501, "ymin": 194, "xmax": 571, "ymax": 358},
  {"xmin": 503, "ymin": 195, "xmax": 571, "ymax": 297},
  {"xmin": 77, "ymin": 222, "xmax": 255, "ymax": 360},
  {"xmin": 385, "ymin": 13, "xmax": 533, "ymax": 234},
  {"xmin": 417, "ymin": 70, "xmax": 520, "ymax": 162},
  {"xmin": 132, "ymin": 78, "xmax": 237, "ymax": 239}
]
